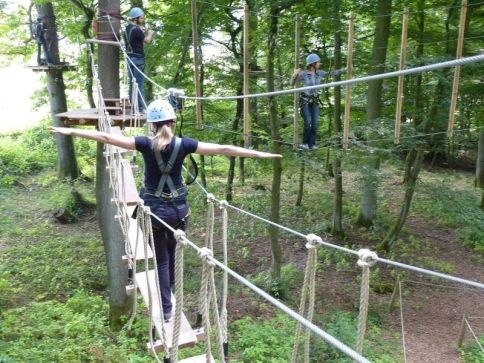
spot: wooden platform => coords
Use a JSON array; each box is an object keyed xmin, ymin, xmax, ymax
[
  {"xmin": 179, "ymin": 354, "xmax": 215, "ymax": 363},
  {"xmin": 136, "ymin": 270, "xmax": 202, "ymax": 351},
  {"xmin": 116, "ymin": 159, "xmax": 140, "ymax": 206},
  {"xmin": 28, "ymin": 64, "xmax": 76, "ymax": 72},
  {"xmin": 56, "ymin": 108, "xmax": 146, "ymax": 127},
  {"xmin": 125, "ymin": 205, "xmax": 154, "ymax": 261}
]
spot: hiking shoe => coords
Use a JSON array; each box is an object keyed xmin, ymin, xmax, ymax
[
  {"xmin": 164, "ymin": 312, "xmax": 172, "ymax": 323},
  {"xmin": 310, "ymin": 145, "xmax": 318, "ymax": 150},
  {"xmin": 300, "ymin": 144, "xmax": 309, "ymax": 150}
]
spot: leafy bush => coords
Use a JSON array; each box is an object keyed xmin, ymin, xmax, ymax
[
  {"xmin": 231, "ymin": 314, "xmax": 296, "ymax": 362},
  {"xmin": 460, "ymin": 337, "xmax": 484, "ymax": 363},
  {"xmin": 0, "ymin": 291, "xmax": 152, "ymax": 362}
]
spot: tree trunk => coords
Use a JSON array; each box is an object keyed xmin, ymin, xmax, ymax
[
  {"xmin": 295, "ymin": 160, "xmax": 305, "ymax": 207},
  {"xmin": 380, "ymin": 149, "xmax": 424, "ymax": 251},
  {"xmin": 331, "ymin": 0, "xmax": 344, "ymax": 238},
  {"xmin": 358, "ymin": 0, "xmax": 392, "ymax": 227},
  {"xmin": 38, "ymin": 3, "xmax": 79, "ymax": 180},
  {"xmin": 97, "ymin": 0, "xmax": 131, "ymax": 330},
  {"xmin": 357, "ymin": 153, "xmax": 381, "ymax": 227},
  {"xmin": 477, "ymin": 129, "xmax": 484, "ymax": 209}
]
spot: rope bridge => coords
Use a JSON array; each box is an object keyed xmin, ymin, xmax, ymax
[{"xmin": 80, "ymin": 18, "xmax": 484, "ymax": 362}]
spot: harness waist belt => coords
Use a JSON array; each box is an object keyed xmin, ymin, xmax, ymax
[{"xmin": 144, "ymin": 185, "xmax": 188, "ymax": 200}]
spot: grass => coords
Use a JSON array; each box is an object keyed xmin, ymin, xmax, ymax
[{"xmin": 1, "ymin": 123, "xmax": 482, "ymax": 362}]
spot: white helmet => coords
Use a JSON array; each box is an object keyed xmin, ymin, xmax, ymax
[{"xmin": 146, "ymin": 99, "xmax": 176, "ymax": 123}]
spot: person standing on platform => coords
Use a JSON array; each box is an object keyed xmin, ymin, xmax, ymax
[
  {"xmin": 124, "ymin": 7, "xmax": 154, "ymax": 113},
  {"xmin": 32, "ymin": 17, "xmax": 53, "ymax": 66},
  {"xmin": 50, "ymin": 99, "xmax": 282, "ymax": 322},
  {"xmin": 292, "ymin": 53, "xmax": 345, "ymax": 150}
]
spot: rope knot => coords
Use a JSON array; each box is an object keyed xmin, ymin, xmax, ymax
[
  {"xmin": 219, "ymin": 200, "xmax": 229, "ymax": 209},
  {"xmin": 142, "ymin": 205, "xmax": 151, "ymax": 215},
  {"xmin": 357, "ymin": 249, "xmax": 378, "ymax": 268},
  {"xmin": 198, "ymin": 247, "xmax": 215, "ymax": 266},
  {"xmin": 206, "ymin": 193, "xmax": 215, "ymax": 203},
  {"xmin": 174, "ymin": 229, "xmax": 187, "ymax": 245},
  {"xmin": 305, "ymin": 233, "xmax": 322, "ymax": 249}
]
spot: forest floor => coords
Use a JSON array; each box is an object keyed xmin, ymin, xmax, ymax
[
  {"xmin": 219, "ymin": 201, "xmax": 484, "ymax": 362},
  {"xmin": 2, "ymin": 170, "xmax": 483, "ymax": 362}
]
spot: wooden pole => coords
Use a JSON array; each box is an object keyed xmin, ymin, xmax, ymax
[
  {"xmin": 457, "ymin": 314, "xmax": 467, "ymax": 347},
  {"xmin": 191, "ymin": 0, "xmax": 203, "ymax": 129},
  {"xmin": 243, "ymin": 5, "xmax": 250, "ymax": 147},
  {"xmin": 293, "ymin": 15, "xmax": 301, "ymax": 150},
  {"xmin": 394, "ymin": 7, "xmax": 409, "ymax": 145},
  {"xmin": 448, "ymin": 0, "xmax": 468, "ymax": 137},
  {"xmin": 342, "ymin": 13, "xmax": 354, "ymax": 150},
  {"xmin": 388, "ymin": 276, "xmax": 400, "ymax": 312}
]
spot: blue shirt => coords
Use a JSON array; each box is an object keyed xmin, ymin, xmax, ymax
[
  {"xmin": 135, "ymin": 136, "xmax": 198, "ymax": 193},
  {"xmin": 296, "ymin": 69, "xmax": 344, "ymax": 97}
]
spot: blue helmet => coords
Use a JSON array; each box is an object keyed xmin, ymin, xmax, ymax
[
  {"xmin": 146, "ymin": 99, "xmax": 176, "ymax": 123},
  {"xmin": 306, "ymin": 53, "xmax": 321, "ymax": 66},
  {"xmin": 128, "ymin": 7, "xmax": 144, "ymax": 19}
]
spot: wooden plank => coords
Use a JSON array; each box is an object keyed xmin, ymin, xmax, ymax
[
  {"xmin": 125, "ymin": 205, "xmax": 154, "ymax": 261},
  {"xmin": 86, "ymin": 38, "xmax": 121, "ymax": 46},
  {"xmin": 117, "ymin": 159, "xmax": 140, "ymax": 206},
  {"xmin": 56, "ymin": 108, "xmax": 146, "ymax": 127},
  {"xmin": 179, "ymin": 354, "xmax": 215, "ymax": 363},
  {"xmin": 136, "ymin": 270, "xmax": 199, "ymax": 350}
]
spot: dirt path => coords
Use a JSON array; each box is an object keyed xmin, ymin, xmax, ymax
[{"xmin": 381, "ymin": 217, "xmax": 484, "ymax": 363}]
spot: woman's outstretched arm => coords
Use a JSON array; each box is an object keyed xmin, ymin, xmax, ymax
[
  {"xmin": 49, "ymin": 126, "xmax": 136, "ymax": 150},
  {"xmin": 195, "ymin": 142, "xmax": 282, "ymax": 159}
]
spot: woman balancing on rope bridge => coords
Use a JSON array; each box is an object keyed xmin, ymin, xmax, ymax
[
  {"xmin": 50, "ymin": 99, "xmax": 281, "ymax": 321},
  {"xmin": 292, "ymin": 53, "xmax": 345, "ymax": 150}
]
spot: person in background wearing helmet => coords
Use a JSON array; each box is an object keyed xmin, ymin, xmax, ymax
[
  {"xmin": 49, "ymin": 99, "xmax": 281, "ymax": 322},
  {"xmin": 125, "ymin": 7, "xmax": 154, "ymax": 113},
  {"xmin": 291, "ymin": 53, "xmax": 345, "ymax": 150},
  {"xmin": 32, "ymin": 16, "xmax": 53, "ymax": 66}
]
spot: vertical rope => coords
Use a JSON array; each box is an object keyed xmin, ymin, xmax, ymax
[
  {"xmin": 398, "ymin": 280, "xmax": 407, "ymax": 363},
  {"xmin": 291, "ymin": 234, "xmax": 321, "ymax": 363},
  {"xmin": 219, "ymin": 200, "xmax": 229, "ymax": 346},
  {"xmin": 170, "ymin": 230, "xmax": 188, "ymax": 363},
  {"xmin": 355, "ymin": 249, "xmax": 378, "ymax": 356},
  {"xmin": 199, "ymin": 247, "xmax": 213, "ymax": 360},
  {"xmin": 199, "ymin": 194, "xmax": 215, "ymax": 323}
]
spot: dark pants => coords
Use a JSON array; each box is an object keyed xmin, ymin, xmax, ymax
[
  {"xmin": 36, "ymin": 38, "xmax": 52, "ymax": 65},
  {"xmin": 128, "ymin": 56, "xmax": 146, "ymax": 113},
  {"xmin": 300, "ymin": 98, "xmax": 320, "ymax": 148},
  {"xmin": 143, "ymin": 194, "xmax": 189, "ymax": 317}
]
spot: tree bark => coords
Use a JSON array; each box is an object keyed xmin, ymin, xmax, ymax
[
  {"xmin": 380, "ymin": 149, "xmax": 424, "ymax": 251},
  {"xmin": 357, "ymin": 153, "xmax": 381, "ymax": 227},
  {"xmin": 97, "ymin": 0, "xmax": 131, "ymax": 330},
  {"xmin": 357, "ymin": 0, "xmax": 392, "ymax": 227},
  {"xmin": 331, "ymin": 0, "xmax": 344, "ymax": 238},
  {"xmin": 38, "ymin": 3, "xmax": 79, "ymax": 180}
]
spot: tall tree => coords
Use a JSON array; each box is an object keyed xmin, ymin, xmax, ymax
[
  {"xmin": 357, "ymin": 0, "xmax": 392, "ymax": 227},
  {"xmin": 96, "ymin": 0, "xmax": 131, "ymax": 330},
  {"xmin": 37, "ymin": 2, "xmax": 79, "ymax": 180},
  {"xmin": 331, "ymin": 0, "xmax": 344, "ymax": 238},
  {"xmin": 267, "ymin": 0, "xmax": 299, "ymax": 280}
]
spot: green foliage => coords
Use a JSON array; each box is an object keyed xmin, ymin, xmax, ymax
[
  {"xmin": 0, "ymin": 291, "xmax": 152, "ymax": 362},
  {"xmin": 0, "ymin": 123, "xmax": 57, "ymax": 185},
  {"xmin": 250, "ymin": 263, "xmax": 304, "ymax": 301},
  {"xmin": 414, "ymin": 178, "xmax": 484, "ymax": 253},
  {"xmin": 231, "ymin": 314, "xmax": 296, "ymax": 362},
  {"xmin": 459, "ymin": 337, "xmax": 484, "ymax": 363}
]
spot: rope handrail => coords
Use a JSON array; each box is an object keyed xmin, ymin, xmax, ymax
[{"xmin": 180, "ymin": 54, "xmax": 484, "ymax": 101}]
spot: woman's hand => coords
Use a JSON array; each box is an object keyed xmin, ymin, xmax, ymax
[{"xmin": 49, "ymin": 126, "xmax": 72, "ymax": 135}]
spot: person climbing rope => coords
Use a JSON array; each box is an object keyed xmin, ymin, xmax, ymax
[
  {"xmin": 49, "ymin": 99, "xmax": 281, "ymax": 322},
  {"xmin": 124, "ymin": 7, "xmax": 154, "ymax": 113},
  {"xmin": 291, "ymin": 53, "xmax": 345, "ymax": 150},
  {"xmin": 32, "ymin": 17, "xmax": 53, "ymax": 66}
]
